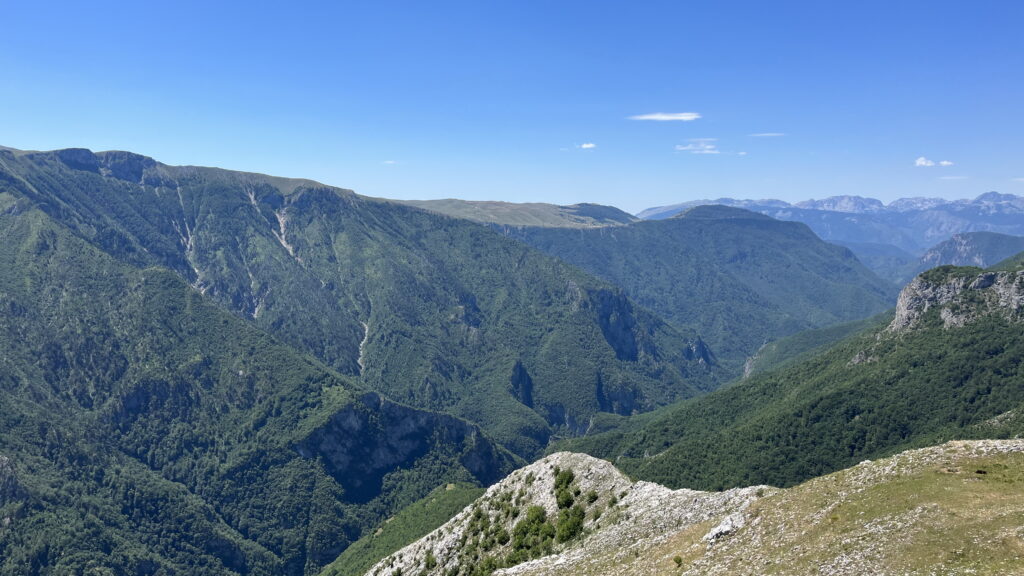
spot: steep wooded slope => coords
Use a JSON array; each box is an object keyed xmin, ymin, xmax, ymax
[
  {"xmin": 506, "ymin": 205, "xmax": 896, "ymax": 374},
  {"xmin": 0, "ymin": 147, "xmax": 715, "ymax": 458},
  {"xmin": 0, "ymin": 195, "xmax": 515, "ymax": 575},
  {"xmin": 562, "ymin": 263, "xmax": 1024, "ymax": 491}
]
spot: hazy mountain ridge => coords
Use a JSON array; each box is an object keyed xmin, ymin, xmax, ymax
[
  {"xmin": 638, "ymin": 193, "xmax": 1024, "ymax": 255},
  {"xmin": 918, "ymin": 231, "xmax": 1024, "ymax": 270}
]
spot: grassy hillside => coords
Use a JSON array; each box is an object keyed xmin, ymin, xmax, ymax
[
  {"xmin": 741, "ymin": 314, "xmax": 886, "ymax": 377},
  {"xmin": 508, "ymin": 205, "xmax": 897, "ymax": 374},
  {"xmin": 560, "ymin": 264, "xmax": 1024, "ymax": 491},
  {"xmin": 320, "ymin": 483, "xmax": 485, "ymax": 576},
  {"xmin": 0, "ymin": 148, "xmax": 716, "ymax": 458},
  {"xmin": 395, "ymin": 199, "xmax": 637, "ymax": 228},
  {"xmin": 992, "ymin": 249, "xmax": 1024, "ymax": 271}
]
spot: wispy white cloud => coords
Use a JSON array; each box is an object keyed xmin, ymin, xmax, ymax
[
  {"xmin": 675, "ymin": 138, "xmax": 720, "ymax": 154},
  {"xmin": 578, "ymin": 142, "xmax": 597, "ymax": 149},
  {"xmin": 737, "ymin": 151, "xmax": 748, "ymax": 156},
  {"xmin": 1013, "ymin": 177, "xmax": 1024, "ymax": 182},
  {"xmin": 381, "ymin": 160, "xmax": 398, "ymax": 165},
  {"xmin": 915, "ymin": 156, "xmax": 954, "ymax": 167},
  {"xmin": 629, "ymin": 112, "xmax": 702, "ymax": 122},
  {"xmin": 749, "ymin": 132, "xmax": 785, "ymax": 137},
  {"xmin": 938, "ymin": 175, "xmax": 967, "ymax": 180}
]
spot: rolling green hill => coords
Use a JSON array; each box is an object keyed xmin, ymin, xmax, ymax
[
  {"xmin": 560, "ymin": 262, "xmax": 1024, "ymax": 491},
  {"xmin": 0, "ymin": 147, "xmax": 715, "ymax": 458},
  {"xmin": 507, "ymin": 205, "xmax": 898, "ymax": 374}
]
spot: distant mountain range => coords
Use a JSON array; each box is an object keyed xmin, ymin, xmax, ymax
[{"xmin": 637, "ymin": 192, "xmax": 1024, "ymax": 255}]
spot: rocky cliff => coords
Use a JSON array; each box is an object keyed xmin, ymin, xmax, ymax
[{"xmin": 889, "ymin": 266, "xmax": 1024, "ymax": 331}]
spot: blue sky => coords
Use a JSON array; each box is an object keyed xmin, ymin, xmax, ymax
[{"xmin": 2, "ymin": 1, "xmax": 1022, "ymax": 213}]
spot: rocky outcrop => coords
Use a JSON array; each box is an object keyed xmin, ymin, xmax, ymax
[
  {"xmin": 295, "ymin": 393, "xmax": 515, "ymax": 503},
  {"xmin": 394, "ymin": 441, "xmax": 1024, "ymax": 576},
  {"xmin": 889, "ymin": 267, "xmax": 1024, "ymax": 331},
  {"xmin": 363, "ymin": 452, "xmax": 765, "ymax": 576}
]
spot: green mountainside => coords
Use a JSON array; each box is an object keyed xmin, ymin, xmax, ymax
[
  {"xmin": 561, "ymin": 262, "xmax": 1024, "ymax": 491},
  {"xmin": 0, "ymin": 195, "xmax": 516, "ymax": 575},
  {"xmin": 506, "ymin": 205, "xmax": 897, "ymax": 374},
  {"xmin": 992, "ymin": 250, "xmax": 1024, "ymax": 271},
  {"xmin": 320, "ymin": 482, "xmax": 485, "ymax": 576},
  {"xmin": 0, "ymin": 148, "xmax": 715, "ymax": 458},
  {"xmin": 394, "ymin": 199, "xmax": 637, "ymax": 228}
]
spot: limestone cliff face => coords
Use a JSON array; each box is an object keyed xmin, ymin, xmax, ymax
[
  {"xmin": 889, "ymin": 267, "xmax": 1024, "ymax": 331},
  {"xmin": 295, "ymin": 393, "xmax": 514, "ymax": 503}
]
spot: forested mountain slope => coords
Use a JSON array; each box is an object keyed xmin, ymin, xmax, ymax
[
  {"xmin": 561, "ymin": 262, "xmax": 1024, "ymax": 491},
  {"xmin": 506, "ymin": 205, "xmax": 896, "ymax": 374},
  {"xmin": 0, "ymin": 147, "xmax": 715, "ymax": 458},
  {"xmin": 0, "ymin": 193, "xmax": 516, "ymax": 575}
]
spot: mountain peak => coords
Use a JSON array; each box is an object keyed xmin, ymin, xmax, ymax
[{"xmin": 795, "ymin": 195, "xmax": 885, "ymax": 213}]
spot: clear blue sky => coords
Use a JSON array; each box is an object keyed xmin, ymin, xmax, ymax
[{"xmin": 2, "ymin": 1, "xmax": 1022, "ymax": 213}]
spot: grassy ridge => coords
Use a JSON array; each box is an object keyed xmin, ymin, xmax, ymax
[{"xmin": 320, "ymin": 483, "xmax": 485, "ymax": 576}]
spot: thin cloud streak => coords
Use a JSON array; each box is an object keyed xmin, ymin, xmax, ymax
[
  {"xmin": 629, "ymin": 112, "xmax": 702, "ymax": 122},
  {"xmin": 675, "ymin": 139, "xmax": 719, "ymax": 154}
]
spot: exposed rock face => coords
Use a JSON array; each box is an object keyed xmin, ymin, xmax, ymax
[
  {"xmin": 889, "ymin": 268, "xmax": 1024, "ymax": 331},
  {"xmin": 363, "ymin": 452, "xmax": 765, "ymax": 576},
  {"xmin": 295, "ymin": 393, "xmax": 513, "ymax": 503},
  {"xmin": 0, "ymin": 455, "xmax": 22, "ymax": 505}
]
